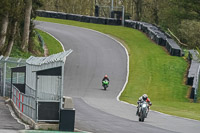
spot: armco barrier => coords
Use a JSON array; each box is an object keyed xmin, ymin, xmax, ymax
[
  {"xmin": 187, "ymin": 50, "xmax": 200, "ymax": 102},
  {"xmin": 89, "ymin": 16, "xmax": 99, "ymax": 24},
  {"xmin": 12, "ymin": 85, "xmax": 36, "ymax": 121},
  {"xmin": 80, "ymin": 16, "xmax": 90, "ymax": 23},
  {"xmin": 36, "ymin": 10, "xmax": 122, "ymax": 26},
  {"xmin": 124, "ymin": 20, "xmax": 182, "ymax": 56}
]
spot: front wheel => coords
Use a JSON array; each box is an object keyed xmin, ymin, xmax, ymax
[
  {"xmin": 104, "ymin": 86, "xmax": 107, "ymax": 90},
  {"xmin": 103, "ymin": 84, "xmax": 108, "ymax": 90}
]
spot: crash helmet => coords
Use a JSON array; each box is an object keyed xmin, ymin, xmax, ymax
[
  {"xmin": 142, "ymin": 94, "xmax": 148, "ymax": 100},
  {"xmin": 104, "ymin": 75, "xmax": 108, "ymax": 78}
]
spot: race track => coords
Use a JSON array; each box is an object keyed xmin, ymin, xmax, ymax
[{"xmin": 35, "ymin": 21, "xmax": 200, "ymax": 133}]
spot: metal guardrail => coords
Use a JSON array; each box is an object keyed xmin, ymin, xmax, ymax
[
  {"xmin": 12, "ymin": 85, "xmax": 36, "ymax": 121},
  {"xmin": 187, "ymin": 50, "xmax": 200, "ymax": 102},
  {"xmin": 193, "ymin": 64, "xmax": 200, "ymax": 102},
  {"xmin": 35, "ymin": 30, "xmax": 45, "ymax": 48},
  {"xmin": 0, "ymin": 56, "xmax": 26, "ymax": 97}
]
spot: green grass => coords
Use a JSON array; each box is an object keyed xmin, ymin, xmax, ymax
[
  {"xmin": 10, "ymin": 44, "xmax": 32, "ymax": 58},
  {"xmin": 10, "ymin": 28, "xmax": 62, "ymax": 59},
  {"xmin": 10, "ymin": 29, "xmax": 44, "ymax": 58},
  {"xmin": 35, "ymin": 29, "xmax": 63, "ymax": 55},
  {"xmin": 36, "ymin": 17, "xmax": 200, "ymax": 120}
]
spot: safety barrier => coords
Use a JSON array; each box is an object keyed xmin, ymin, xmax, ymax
[
  {"xmin": 36, "ymin": 10, "xmax": 181, "ymax": 57},
  {"xmin": 124, "ymin": 20, "xmax": 182, "ymax": 56},
  {"xmin": 36, "ymin": 10, "xmax": 122, "ymax": 25},
  {"xmin": 0, "ymin": 56, "xmax": 26, "ymax": 97},
  {"xmin": 187, "ymin": 50, "xmax": 200, "ymax": 102},
  {"xmin": 12, "ymin": 85, "xmax": 36, "ymax": 121}
]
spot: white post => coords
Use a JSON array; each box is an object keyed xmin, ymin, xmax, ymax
[
  {"xmin": 17, "ymin": 58, "xmax": 22, "ymax": 83},
  {"xmin": 35, "ymin": 75, "xmax": 38, "ymax": 122},
  {"xmin": 122, "ymin": 5, "xmax": 125, "ymax": 26},
  {"xmin": 110, "ymin": 0, "xmax": 114, "ymax": 18},
  {"xmin": 111, "ymin": 0, "xmax": 114, "ymax": 11},
  {"xmin": 60, "ymin": 64, "xmax": 64, "ymax": 109},
  {"xmin": 3, "ymin": 57, "xmax": 9, "ymax": 96}
]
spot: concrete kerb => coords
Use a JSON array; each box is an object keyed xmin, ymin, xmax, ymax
[
  {"xmin": 5, "ymin": 98, "xmax": 59, "ymax": 130},
  {"xmin": 5, "ymin": 98, "xmax": 84, "ymax": 132}
]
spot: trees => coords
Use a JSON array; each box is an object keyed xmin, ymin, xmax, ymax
[
  {"xmin": 173, "ymin": 0, "xmax": 200, "ymax": 20},
  {"xmin": 178, "ymin": 20, "xmax": 200, "ymax": 49},
  {"xmin": 0, "ymin": 0, "xmax": 10, "ymax": 53},
  {"xmin": 4, "ymin": 0, "xmax": 24, "ymax": 56},
  {"xmin": 133, "ymin": 0, "xmax": 143, "ymax": 21},
  {"xmin": 0, "ymin": 0, "xmax": 43, "ymax": 57},
  {"xmin": 21, "ymin": 0, "xmax": 32, "ymax": 52}
]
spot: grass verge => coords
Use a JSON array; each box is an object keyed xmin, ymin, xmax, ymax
[
  {"xmin": 35, "ymin": 29, "xmax": 63, "ymax": 55},
  {"xmin": 36, "ymin": 17, "xmax": 200, "ymax": 120}
]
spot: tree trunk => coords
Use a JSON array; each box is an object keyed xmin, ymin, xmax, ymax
[
  {"xmin": 0, "ymin": 12, "xmax": 9, "ymax": 52},
  {"xmin": 134, "ymin": 0, "xmax": 142, "ymax": 21},
  {"xmin": 21, "ymin": 0, "xmax": 32, "ymax": 52},
  {"xmin": 153, "ymin": 0, "xmax": 159, "ymax": 25},
  {"xmin": 90, "ymin": 0, "xmax": 94, "ymax": 16},
  {"xmin": 4, "ymin": 21, "xmax": 18, "ymax": 57}
]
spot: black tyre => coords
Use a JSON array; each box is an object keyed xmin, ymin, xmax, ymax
[{"xmin": 141, "ymin": 117, "xmax": 144, "ymax": 122}]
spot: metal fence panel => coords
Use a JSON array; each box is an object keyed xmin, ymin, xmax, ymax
[
  {"xmin": 12, "ymin": 85, "xmax": 36, "ymax": 121},
  {"xmin": 0, "ymin": 57, "xmax": 26, "ymax": 97}
]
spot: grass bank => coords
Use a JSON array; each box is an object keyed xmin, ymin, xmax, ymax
[
  {"xmin": 10, "ymin": 29, "xmax": 63, "ymax": 59},
  {"xmin": 36, "ymin": 17, "xmax": 200, "ymax": 120},
  {"xmin": 35, "ymin": 29, "xmax": 63, "ymax": 55}
]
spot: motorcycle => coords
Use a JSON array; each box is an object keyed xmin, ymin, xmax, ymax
[
  {"xmin": 138, "ymin": 101, "xmax": 149, "ymax": 122},
  {"xmin": 102, "ymin": 79, "xmax": 109, "ymax": 90}
]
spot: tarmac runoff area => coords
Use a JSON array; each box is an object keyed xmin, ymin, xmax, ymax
[
  {"xmin": 0, "ymin": 97, "xmax": 24, "ymax": 132},
  {"xmin": 0, "ymin": 97, "xmax": 85, "ymax": 133}
]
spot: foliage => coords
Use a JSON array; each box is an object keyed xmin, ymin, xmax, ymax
[
  {"xmin": 10, "ymin": 43, "xmax": 32, "ymax": 58},
  {"xmin": 178, "ymin": 20, "xmax": 200, "ymax": 49},
  {"xmin": 0, "ymin": 0, "xmax": 43, "ymax": 56},
  {"xmin": 173, "ymin": 0, "xmax": 200, "ymax": 20},
  {"xmin": 35, "ymin": 29, "xmax": 63, "ymax": 55}
]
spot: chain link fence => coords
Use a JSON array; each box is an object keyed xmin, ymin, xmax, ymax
[{"xmin": 0, "ymin": 56, "xmax": 26, "ymax": 97}]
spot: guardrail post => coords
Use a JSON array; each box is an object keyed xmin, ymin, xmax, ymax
[
  {"xmin": 122, "ymin": 5, "xmax": 124, "ymax": 26},
  {"xmin": 3, "ymin": 57, "xmax": 9, "ymax": 96},
  {"xmin": 35, "ymin": 75, "xmax": 39, "ymax": 122}
]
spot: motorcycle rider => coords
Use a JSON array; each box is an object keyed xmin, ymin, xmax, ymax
[
  {"xmin": 136, "ymin": 94, "xmax": 152, "ymax": 116},
  {"xmin": 102, "ymin": 75, "xmax": 109, "ymax": 82}
]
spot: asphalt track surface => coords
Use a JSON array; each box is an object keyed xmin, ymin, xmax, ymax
[
  {"xmin": 35, "ymin": 21, "xmax": 200, "ymax": 133},
  {"xmin": 0, "ymin": 97, "xmax": 24, "ymax": 132}
]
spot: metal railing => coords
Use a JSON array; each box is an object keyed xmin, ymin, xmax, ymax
[
  {"xmin": 194, "ymin": 65, "xmax": 200, "ymax": 102},
  {"xmin": 12, "ymin": 85, "xmax": 36, "ymax": 121},
  {"xmin": 0, "ymin": 56, "xmax": 26, "ymax": 97}
]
